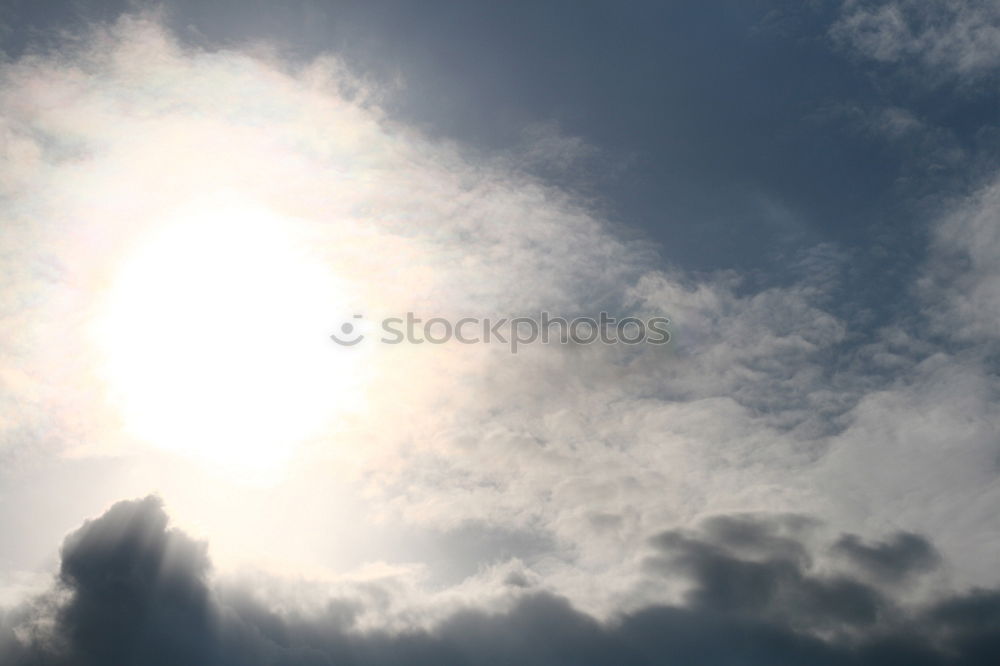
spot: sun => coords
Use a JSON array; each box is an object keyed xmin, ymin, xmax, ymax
[{"xmin": 92, "ymin": 196, "xmax": 366, "ymax": 480}]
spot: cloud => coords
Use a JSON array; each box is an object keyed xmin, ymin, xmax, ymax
[
  {"xmin": 831, "ymin": 0, "xmax": 1000, "ymax": 80},
  {"xmin": 54, "ymin": 497, "xmax": 215, "ymax": 664},
  {"xmin": 3, "ymin": 498, "xmax": 1000, "ymax": 665},
  {"xmin": 833, "ymin": 531, "xmax": 939, "ymax": 584},
  {"xmin": 832, "ymin": 0, "xmax": 1000, "ymax": 83},
  {"xmin": 648, "ymin": 527, "xmax": 885, "ymax": 632},
  {"xmin": 922, "ymin": 174, "xmax": 1000, "ymax": 345},
  {"xmin": 1, "ymin": 8, "xmax": 999, "ymax": 637},
  {"xmin": 0, "ymin": 11, "xmax": 859, "ymax": 589}
]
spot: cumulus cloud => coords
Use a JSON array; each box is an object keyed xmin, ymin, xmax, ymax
[{"xmin": 3, "ymin": 498, "xmax": 1000, "ymax": 665}]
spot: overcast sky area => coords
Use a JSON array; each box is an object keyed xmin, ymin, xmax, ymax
[{"xmin": 1, "ymin": 1, "xmax": 1000, "ymax": 664}]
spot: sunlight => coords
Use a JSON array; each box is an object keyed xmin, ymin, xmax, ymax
[{"xmin": 92, "ymin": 195, "xmax": 366, "ymax": 481}]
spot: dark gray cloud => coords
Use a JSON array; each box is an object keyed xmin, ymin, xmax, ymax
[
  {"xmin": 645, "ymin": 515, "xmax": 885, "ymax": 632},
  {"xmin": 833, "ymin": 531, "xmax": 940, "ymax": 584},
  {"xmin": 2, "ymin": 497, "xmax": 999, "ymax": 665}
]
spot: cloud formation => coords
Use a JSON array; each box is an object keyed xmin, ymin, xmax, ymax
[
  {"xmin": 1, "ymin": 6, "xmax": 1000, "ymax": 650},
  {"xmin": 3, "ymin": 498, "xmax": 1000, "ymax": 665},
  {"xmin": 832, "ymin": 0, "xmax": 1000, "ymax": 82},
  {"xmin": 0, "ymin": 12, "xmax": 859, "ymax": 592}
]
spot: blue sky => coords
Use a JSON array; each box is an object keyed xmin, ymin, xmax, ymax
[
  {"xmin": 95, "ymin": 0, "xmax": 998, "ymax": 326},
  {"xmin": 9, "ymin": 0, "xmax": 994, "ymax": 275}
]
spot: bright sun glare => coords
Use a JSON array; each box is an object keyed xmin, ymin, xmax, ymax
[{"xmin": 93, "ymin": 197, "xmax": 364, "ymax": 479}]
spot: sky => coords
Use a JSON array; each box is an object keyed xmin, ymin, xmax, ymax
[{"xmin": 1, "ymin": 1, "xmax": 1000, "ymax": 664}]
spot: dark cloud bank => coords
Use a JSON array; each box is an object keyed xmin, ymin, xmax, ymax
[{"xmin": 2, "ymin": 498, "xmax": 999, "ymax": 665}]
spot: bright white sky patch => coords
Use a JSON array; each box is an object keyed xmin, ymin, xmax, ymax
[{"xmin": 91, "ymin": 195, "xmax": 367, "ymax": 481}]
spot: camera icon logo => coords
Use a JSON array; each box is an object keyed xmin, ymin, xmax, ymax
[{"xmin": 330, "ymin": 315, "xmax": 364, "ymax": 346}]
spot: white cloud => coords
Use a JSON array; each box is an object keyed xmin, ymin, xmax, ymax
[
  {"xmin": 922, "ymin": 174, "xmax": 1000, "ymax": 344},
  {"xmin": 832, "ymin": 0, "xmax": 1000, "ymax": 82}
]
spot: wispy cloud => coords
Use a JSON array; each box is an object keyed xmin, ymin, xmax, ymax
[{"xmin": 832, "ymin": 0, "xmax": 1000, "ymax": 82}]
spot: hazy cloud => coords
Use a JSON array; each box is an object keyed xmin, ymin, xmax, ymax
[{"xmin": 833, "ymin": 0, "xmax": 1000, "ymax": 82}]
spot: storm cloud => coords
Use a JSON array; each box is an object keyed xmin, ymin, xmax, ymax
[{"xmin": 1, "ymin": 498, "xmax": 998, "ymax": 665}]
